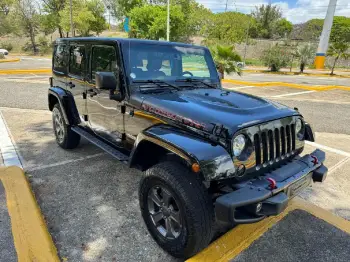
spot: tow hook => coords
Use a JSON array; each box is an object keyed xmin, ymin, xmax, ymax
[
  {"xmin": 267, "ymin": 177, "xmax": 277, "ymax": 190},
  {"xmin": 311, "ymin": 155, "xmax": 319, "ymax": 166}
]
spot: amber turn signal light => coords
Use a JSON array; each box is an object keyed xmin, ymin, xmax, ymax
[{"xmin": 191, "ymin": 163, "xmax": 200, "ymax": 173}]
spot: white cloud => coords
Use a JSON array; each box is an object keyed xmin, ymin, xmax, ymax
[{"xmin": 197, "ymin": 0, "xmax": 350, "ymax": 24}]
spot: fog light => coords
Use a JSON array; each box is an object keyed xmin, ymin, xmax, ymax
[{"xmin": 256, "ymin": 202, "xmax": 263, "ymax": 213}]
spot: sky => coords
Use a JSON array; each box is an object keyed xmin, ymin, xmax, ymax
[{"xmin": 196, "ymin": 0, "xmax": 350, "ymax": 24}]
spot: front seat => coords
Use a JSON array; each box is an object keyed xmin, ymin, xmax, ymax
[{"xmin": 146, "ymin": 59, "xmax": 166, "ymax": 79}]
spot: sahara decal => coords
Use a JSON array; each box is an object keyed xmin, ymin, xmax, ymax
[{"xmin": 142, "ymin": 103, "xmax": 205, "ymax": 130}]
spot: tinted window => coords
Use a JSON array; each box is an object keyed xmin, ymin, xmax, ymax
[
  {"xmin": 91, "ymin": 45, "xmax": 117, "ymax": 80},
  {"xmin": 53, "ymin": 44, "xmax": 67, "ymax": 73},
  {"xmin": 69, "ymin": 45, "xmax": 85, "ymax": 77}
]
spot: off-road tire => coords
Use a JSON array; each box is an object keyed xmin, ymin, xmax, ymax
[
  {"xmin": 52, "ymin": 103, "xmax": 80, "ymax": 149},
  {"xmin": 139, "ymin": 161, "xmax": 214, "ymax": 259}
]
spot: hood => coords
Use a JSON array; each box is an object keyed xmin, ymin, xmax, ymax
[{"xmin": 140, "ymin": 88, "xmax": 299, "ymax": 136}]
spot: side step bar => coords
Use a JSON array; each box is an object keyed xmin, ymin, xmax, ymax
[{"xmin": 71, "ymin": 126, "xmax": 129, "ymax": 163}]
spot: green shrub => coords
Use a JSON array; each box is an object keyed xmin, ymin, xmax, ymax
[
  {"xmin": 0, "ymin": 42, "xmax": 13, "ymax": 52},
  {"xmin": 261, "ymin": 44, "xmax": 291, "ymax": 72},
  {"xmin": 0, "ymin": 53, "xmax": 5, "ymax": 59}
]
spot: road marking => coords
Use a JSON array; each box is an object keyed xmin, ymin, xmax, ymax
[
  {"xmin": 270, "ymin": 90, "xmax": 316, "ymax": 98},
  {"xmin": 228, "ymin": 85, "xmax": 255, "ymax": 90},
  {"xmin": 26, "ymin": 153, "xmax": 106, "ymax": 172},
  {"xmin": 329, "ymin": 157, "xmax": 350, "ymax": 175},
  {"xmin": 0, "ymin": 107, "xmax": 50, "ymax": 114},
  {"xmin": 306, "ymin": 141, "xmax": 350, "ymax": 158},
  {"xmin": 0, "ymin": 166, "xmax": 60, "ymax": 261},
  {"xmin": 0, "ymin": 111, "xmax": 22, "ymax": 168},
  {"xmin": 187, "ymin": 197, "xmax": 350, "ymax": 262}
]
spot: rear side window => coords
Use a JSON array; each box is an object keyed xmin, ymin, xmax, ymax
[
  {"xmin": 69, "ymin": 45, "xmax": 85, "ymax": 77},
  {"xmin": 91, "ymin": 45, "xmax": 117, "ymax": 80},
  {"xmin": 53, "ymin": 44, "xmax": 67, "ymax": 73}
]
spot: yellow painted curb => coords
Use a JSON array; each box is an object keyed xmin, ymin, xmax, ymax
[
  {"xmin": 243, "ymin": 69, "xmax": 350, "ymax": 78},
  {"xmin": 222, "ymin": 79, "xmax": 350, "ymax": 92},
  {"xmin": 0, "ymin": 68, "xmax": 51, "ymax": 75},
  {"xmin": 0, "ymin": 166, "xmax": 60, "ymax": 262},
  {"xmin": 187, "ymin": 197, "xmax": 350, "ymax": 262},
  {"xmin": 0, "ymin": 58, "xmax": 21, "ymax": 63}
]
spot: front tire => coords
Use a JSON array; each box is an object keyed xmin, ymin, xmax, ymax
[
  {"xmin": 139, "ymin": 162, "xmax": 214, "ymax": 259},
  {"xmin": 52, "ymin": 103, "xmax": 80, "ymax": 149}
]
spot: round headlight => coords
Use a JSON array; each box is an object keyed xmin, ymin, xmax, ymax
[
  {"xmin": 296, "ymin": 118, "xmax": 303, "ymax": 134},
  {"xmin": 233, "ymin": 134, "xmax": 246, "ymax": 156}
]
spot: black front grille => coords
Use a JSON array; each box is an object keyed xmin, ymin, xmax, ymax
[{"xmin": 254, "ymin": 124, "xmax": 296, "ymax": 166}]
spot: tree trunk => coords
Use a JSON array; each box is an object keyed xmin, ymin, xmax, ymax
[
  {"xmin": 28, "ymin": 23, "xmax": 37, "ymax": 55},
  {"xmin": 331, "ymin": 55, "xmax": 339, "ymax": 75},
  {"xmin": 300, "ymin": 62, "xmax": 305, "ymax": 73},
  {"xmin": 219, "ymin": 65, "xmax": 224, "ymax": 79},
  {"xmin": 58, "ymin": 26, "xmax": 64, "ymax": 38}
]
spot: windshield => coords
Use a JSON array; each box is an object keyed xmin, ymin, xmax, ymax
[{"xmin": 121, "ymin": 41, "xmax": 219, "ymax": 83}]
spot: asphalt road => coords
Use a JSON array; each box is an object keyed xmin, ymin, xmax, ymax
[{"xmin": 0, "ymin": 67, "xmax": 350, "ymax": 262}]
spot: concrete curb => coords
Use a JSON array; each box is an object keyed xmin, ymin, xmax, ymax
[
  {"xmin": 0, "ymin": 68, "xmax": 51, "ymax": 75},
  {"xmin": 0, "ymin": 166, "xmax": 60, "ymax": 262},
  {"xmin": 222, "ymin": 79, "xmax": 350, "ymax": 92},
  {"xmin": 187, "ymin": 197, "xmax": 350, "ymax": 262},
  {"xmin": 0, "ymin": 58, "xmax": 21, "ymax": 63},
  {"xmin": 244, "ymin": 69, "xmax": 350, "ymax": 77}
]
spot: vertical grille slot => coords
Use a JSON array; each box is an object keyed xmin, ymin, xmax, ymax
[
  {"xmin": 268, "ymin": 130, "xmax": 274, "ymax": 161},
  {"xmin": 274, "ymin": 128, "xmax": 280, "ymax": 158},
  {"xmin": 286, "ymin": 125, "xmax": 291, "ymax": 153},
  {"xmin": 261, "ymin": 132, "xmax": 268, "ymax": 163},
  {"xmin": 280, "ymin": 127, "xmax": 286, "ymax": 155},
  {"xmin": 254, "ymin": 134, "xmax": 261, "ymax": 165},
  {"xmin": 291, "ymin": 124, "xmax": 296, "ymax": 150}
]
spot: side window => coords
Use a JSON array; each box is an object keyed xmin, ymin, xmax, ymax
[
  {"xmin": 91, "ymin": 45, "xmax": 117, "ymax": 80},
  {"xmin": 69, "ymin": 45, "xmax": 85, "ymax": 77},
  {"xmin": 53, "ymin": 44, "xmax": 67, "ymax": 73}
]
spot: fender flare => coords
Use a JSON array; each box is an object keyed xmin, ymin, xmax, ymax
[
  {"xmin": 48, "ymin": 87, "xmax": 80, "ymax": 126},
  {"xmin": 129, "ymin": 125, "xmax": 236, "ymax": 181}
]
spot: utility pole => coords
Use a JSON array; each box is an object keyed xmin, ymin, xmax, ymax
[
  {"xmin": 70, "ymin": 0, "xmax": 74, "ymax": 37},
  {"xmin": 107, "ymin": 5, "xmax": 111, "ymax": 31},
  {"xmin": 225, "ymin": 0, "xmax": 228, "ymax": 12},
  {"xmin": 314, "ymin": 0, "xmax": 338, "ymax": 69},
  {"xmin": 166, "ymin": 0, "xmax": 170, "ymax": 41}
]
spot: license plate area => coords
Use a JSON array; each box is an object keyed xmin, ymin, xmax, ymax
[{"xmin": 286, "ymin": 173, "xmax": 312, "ymax": 198}]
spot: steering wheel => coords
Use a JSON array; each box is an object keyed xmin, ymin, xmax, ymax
[{"xmin": 182, "ymin": 71, "xmax": 193, "ymax": 77}]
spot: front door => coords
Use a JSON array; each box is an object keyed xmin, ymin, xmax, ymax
[
  {"xmin": 86, "ymin": 44, "xmax": 124, "ymax": 143},
  {"xmin": 67, "ymin": 44, "xmax": 88, "ymax": 124}
]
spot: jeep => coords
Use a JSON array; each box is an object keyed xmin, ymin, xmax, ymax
[{"xmin": 48, "ymin": 38, "xmax": 328, "ymax": 259}]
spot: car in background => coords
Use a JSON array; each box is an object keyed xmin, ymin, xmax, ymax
[{"xmin": 0, "ymin": 49, "xmax": 9, "ymax": 55}]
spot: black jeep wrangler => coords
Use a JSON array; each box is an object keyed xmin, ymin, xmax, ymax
[{"xmin": 48, "ymin": 38, "xmax": 327, "ymax": 259}]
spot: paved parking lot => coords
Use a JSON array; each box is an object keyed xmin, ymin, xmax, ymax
[{"xmin": 0, "ymin": 70, "xmax": 350, "ymax": 261}]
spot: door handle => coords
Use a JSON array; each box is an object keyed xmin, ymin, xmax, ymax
[
  {"xmin": 87, "ymin": 88, "xmax": 97, "ymax": 97},
  {"xmin": 67, "ymin": 82, "xmax": 75, "ymax": 88}
]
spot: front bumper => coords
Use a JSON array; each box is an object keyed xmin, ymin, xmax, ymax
[{"xmin": 215, "ymin": 149, "xmax": 327, "ymax": 224}]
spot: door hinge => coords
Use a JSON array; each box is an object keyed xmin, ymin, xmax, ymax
[
  {"xmin": 121, "ymin": 105, "xmax": 126, "ymax": 114},
  {"xmin": 84, "ymin": 115, "xmax": 88, "ymax": 121}
]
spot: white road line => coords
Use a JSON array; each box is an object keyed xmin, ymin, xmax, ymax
[
  {"xmin": 25, "ymin": 153, "xmax": 106, "ymax": 172},
  {"xmin": 229, "ymin": 85, "xmax": 255, "ymax": 90},
  {"xmin": 0, "ymin": 107, "xmax": 50, "ymax": 114},
  {"xmin": 329, "ymin": 157, "xmax": 350, "ymax": 175},
  {"xmin": 306, "ymin": 141, "xmax": 350, "ymax": 158},
  {"xmin": 270, "ymin": 90, "xmax": 316, "ymax": 98},
  {"xmin": 0, "ymin": 111, "xmax": 23, "ymax": 168}
]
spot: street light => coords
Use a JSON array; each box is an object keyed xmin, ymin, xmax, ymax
[
  {"xmin": 70, "ymin": 0, "xmax": 74, "ymax": 37},
  {"xmin": 166, "ymin": 0, "xmax": 170, "ymax": 41}
]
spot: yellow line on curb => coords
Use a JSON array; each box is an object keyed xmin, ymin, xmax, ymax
[
  {"xmin": 222, "ymin": 79, "xmax": 350, "ymax": 92},
  {"xmin": 0, "ymin": 166, "xmax": 60, "ymax": 262},
  {"xmin": 0, "ymin": 58, "xmax": 21, "ymax": 63},
  {"xmin": 0, "ymin": 69, "xmax": 51, "ymax": 75},
  {"xmin": 187, "ymin": 197, "xmax": 350, "ymax": 262},
  {"xmin": 243, "ymin": 69, "xmax": 350, "ymax": 78}
]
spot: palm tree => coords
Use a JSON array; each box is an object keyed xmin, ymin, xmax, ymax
[
  {"xmin": 294, "ymin": 44, "xmax": 315, "ymax": 73},
  {"xmin": 327, "ymin": 42, "xmax": 350, "ymax": 75},
  {"xmin": 210, "ymin": 45, "xmax": 242, "ymax": 79}
]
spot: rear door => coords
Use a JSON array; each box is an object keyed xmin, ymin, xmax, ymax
[
  {"xmin": 67, "ymin": 43, "xmax": 88, "ymax": 124},
  {"xmin": 86, "ymin": 43, "xmax": 124, "ymax": 142}
]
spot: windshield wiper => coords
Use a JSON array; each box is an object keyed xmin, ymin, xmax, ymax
[
  {"xmin": 175, "ymin": 78, "xmax": 216, "ymax": 89},
  {"xmin": 133, "ymin": 80, "xmax": 181, "ymax": 91}
]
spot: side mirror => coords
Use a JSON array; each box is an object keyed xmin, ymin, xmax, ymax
[{"xmin": 95, "ymin": 72, "xmax": 123, "ymax": 101}]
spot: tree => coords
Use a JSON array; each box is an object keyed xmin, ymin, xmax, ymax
[
  {"xmin": 261, "ymin": 44, "xmax": 291, "ymax": 72},
  {"xmin": 103, "ymin": 0, "xmax": 144, "ymax": 20},
  {"xmin": 327, "ymin": 42, "xmax": 349, "ymax": 75},
  {"xmin": 210, "ymin": 45, "xmax": 242, "ymax": 79},
  {"xmin": 60, "ymin": 0, "xmax": 107, "ymax": 36},
  {"xmin": 253, "ymin": 4, "xmax": 291, "ymax": 39},
  {"xmin": 128, "ymin": 4, "xmax": 186, "ymax": 41},
  {"xmin": 0, "ymin": 0, "xmax": 14, "ymax": 36},
  {"xmin": 294, "ymin": 44, "xmax": 316, "ymax": 73},
  {"xmin": 40, "ymin": 0, "xmax": 66, "ymax": 37}
]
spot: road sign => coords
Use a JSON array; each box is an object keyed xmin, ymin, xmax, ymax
[{"xmin": 124, "ymin": 17, "xmax": 130, "ymax": 33}]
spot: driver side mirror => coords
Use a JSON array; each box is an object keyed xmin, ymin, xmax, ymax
[{"xmin": 95, "ymin": 72, "xmax": 122, "ymax": 101}]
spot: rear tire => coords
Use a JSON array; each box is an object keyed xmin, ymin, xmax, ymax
[
  {"xmin": 139, "ymin": 161, "xmax": 214, "ymax": 259},
  {"xmin": 52, "ymin": 103, "xmax": 80, "ymax": 149}
]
